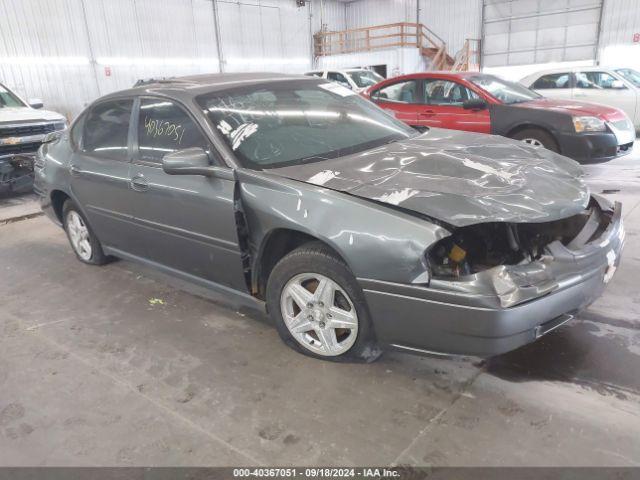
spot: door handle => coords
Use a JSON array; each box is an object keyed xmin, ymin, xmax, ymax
[
  {"xmin": 70, "ymin": 164, "xmax": 82, "ymax": 177},
  {"xmin": 419, "ymin": 110, "xmax": 436, "ymax": 117},
  {"xmin": 130, "ymin": 174, "xmax": 149, "ymax": 192}
]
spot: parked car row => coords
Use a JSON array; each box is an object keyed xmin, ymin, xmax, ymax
[
  {"xmin": 361, "ymin": 71, "xmax": 635, "ymax": 164},
  {"xmin": 34, "ymin": 72, "xmax": 624, "ymax": 362},
  {"xmin": 304, "ymin": 68, "xmax": 384, "ymax": 93}
]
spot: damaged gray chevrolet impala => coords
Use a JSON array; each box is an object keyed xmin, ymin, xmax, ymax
[{"xmin": 34, "ymin": 73, "xmax": 625, "ymax": 362}]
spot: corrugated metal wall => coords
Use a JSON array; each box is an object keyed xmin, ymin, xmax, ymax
[
  {"xmin": 4, "ymin": 0, "xmax": 639, "ymax": 118},
  {"xmin": 0, "ymin": 0, "xmax": 321, "ymax": 118},
  {"xmin": 0, "ymin": 0, "xmax": 98, "ymax": 118},
  {"xmin": 344, "ymin": 0, "xmax": 417, "ymax": 29},
  {"xmin": 315, "ymin": 0, "xmax": 348, "ymax": 31},
  {"xmin": 217, "ymin": 0, "xmax": 312, "ymax": 72},
  {"xmin": 598, "ymin": 0, "xmax": 640, "ymax": 69},
  {"xmin": 421, "ymin": 0, "xmax": 482, "ymax": 55}
]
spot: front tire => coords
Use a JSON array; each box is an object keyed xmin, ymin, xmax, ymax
[
  {"xmin": 62, "ymin": 200, "xmax": 109, "ymax": 265},
  {"xmin": 266, "ymin": 242, "xmax": 382, "ymax": 362},
  {"xmin": 511, "ymin": 128, "xmax": 559, "ymax": 152}
]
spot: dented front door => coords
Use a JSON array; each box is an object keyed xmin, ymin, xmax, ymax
[{"xmin": 126, "ymin": 97, "xmax": 247, "ymax": 291}]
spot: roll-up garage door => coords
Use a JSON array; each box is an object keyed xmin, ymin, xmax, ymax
[{"xmin": 482, "ymin": 0, "xmax": 604, "ymax": 67}]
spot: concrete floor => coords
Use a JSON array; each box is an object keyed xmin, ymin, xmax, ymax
[
  {"xmin": 0, "ymin": 193, "xmax": 40, "ymax": 224},
  {"xmin": 1, "ymin": 152, "xmax": 639, "ymax": 467}
]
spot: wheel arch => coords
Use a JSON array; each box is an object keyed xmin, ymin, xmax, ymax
[
  {"xmin": 235, "ymin": 170, "xmax": 447, "ymax": 300},
  {"xmin": 252, "ymin": 228, "xmax": 351, "ymax": 300},
  {"xmin": 506, "ymin": 123, "xmax": 561, "ymax": 152},
  {"xmin": 50, "ymin": 189, "xmax": 71, "ymax": 224}
]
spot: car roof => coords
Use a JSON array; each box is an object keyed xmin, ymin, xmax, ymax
[
  {"xmin": 519, "ymin": 66, "xmax": 631, "ymax": 84},
  {"xmin": 381, "ymin": 71, "xmax": 484, "ymax": 82},
  {"xmin": 100, "ymin": 72, "xmax": 315, "ymax": 101},
  {"xmin": 522, "ymin": 66, "xmax": 626, "ymax": 78},
  {"xmin": 306, "ymin": 68, "xmax": 371, "ymax": 73}
]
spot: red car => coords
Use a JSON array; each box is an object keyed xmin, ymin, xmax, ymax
[{"xmin": 363, "ymin": 72, "xmax": 635, "ymax": 163}]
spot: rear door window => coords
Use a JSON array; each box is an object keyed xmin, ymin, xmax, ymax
[
  {"xmin": 532, "ymin": 73, "xmax": 571, "ymax": 89},
  {"xmin": 423, "ymin": 79, "xmax": 479, "ymax": 106},
  {"xmin": 82, "ymin": 99, "xmax": 133, "ymax": 160},
  {"xmin": 137, "ymin": 98, "xmax": 212, "ymax": 164}
]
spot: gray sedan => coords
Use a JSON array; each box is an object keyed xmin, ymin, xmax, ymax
[{"xmin": 34, "ymin": 73, "xmax": 624, "ymax": 362}]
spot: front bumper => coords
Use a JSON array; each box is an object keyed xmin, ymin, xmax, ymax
[
  {"xmin": 360, "ymin": 199, "xmax": 625, "ymax": 357},
  {"xmin": 556, "ymin": 128, "xmax": 634, "ymax": 164},
  {"xmin": 0, "ymin": 154, "xmax": 36, "ymax": 194}
]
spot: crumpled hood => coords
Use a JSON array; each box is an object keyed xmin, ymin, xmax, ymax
[
  {"xmin": 0, "ymin": 106, "xmax": 66, "ymax": 124},
  {"xmin": 269, "ymin": 128, "xmax": 590, "ymax": 227}
]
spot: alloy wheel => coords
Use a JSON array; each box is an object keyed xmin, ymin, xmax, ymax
[
  {"xmin": 522, "ymin": 137, "xmax": 544, "ymax": 147},
  {"xmin": 280, "ymin": 273, "xmax": 358, "ymax": 356},
  {"xmin": 66, "ymin": 211, "xmax": 92, "ymax": 261}
]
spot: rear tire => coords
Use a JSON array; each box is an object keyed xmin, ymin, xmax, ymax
[
  {"xmin": 62, "ymin": 199, "xmax": 110, "ymax": 265},
  {"xmin": 266, "ymin": 242, "xmax": 382, "ymax": 363},
  {"xmin": 511, "ymin": 128, "xmax": 559, "ymax": 152}
]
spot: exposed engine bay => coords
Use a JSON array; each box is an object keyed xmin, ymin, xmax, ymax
[{"xmin": 428, "ymin": 198, "xmax": 611, "ymax": 279}]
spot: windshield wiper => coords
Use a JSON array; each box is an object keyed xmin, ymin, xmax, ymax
[{"xmin": 297, "ymin": 155, "xmax": 331, "ymax": 164}]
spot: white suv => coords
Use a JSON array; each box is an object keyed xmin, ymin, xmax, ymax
[
  {"xmin": 521, "ymin": 67, "xmax": 640, "ymax": 130},
  {"xmin": 305, "ymin": 69, "xmax": 384, "ymax": 92},
  {"xmin": 1, "ymin": 82, "xmax": 67, "ymax": 194}
]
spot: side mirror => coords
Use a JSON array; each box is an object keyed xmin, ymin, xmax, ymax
[
  {"xmin": 611, "ymin": 79, "xmax": 626, "ymax": 89},
  {"xmin": 162, "ymin": 147, "xmax": 232, "ymax": 179},
  {"xmin": 28, "ymin": 98, "xmax": 44, "ymax": 109},
  {"xmin": 463, "ymin": 98, "xmax": 487, "ymax": 110}
]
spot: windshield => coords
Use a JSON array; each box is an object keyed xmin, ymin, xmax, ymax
[
  {"xmin": 615, "ymin": 68, "xmax": 640, "ymax": 87},
  {"xmin": 0, "ymin": 83, "xmax": 26, "ymax": 108},
  {"xmin": 348, "ymin": 70, "xmax": 384, "ymax": 88},
  {"xmin": 470, "ymin": 75, "xmax": 541, "ymax": 104},
  {"xmin": 197, "ymin": 80, "xmax": 417, "ymax": 170}
]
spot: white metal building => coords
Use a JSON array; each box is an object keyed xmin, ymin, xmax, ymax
[{"xmin": 1, "ymin": 0, "xmax": 640, "ymax": 116}]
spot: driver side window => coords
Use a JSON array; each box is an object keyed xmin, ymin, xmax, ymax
[
  {"xmin": 137, "ymin": 98, "xmax": 212, "ymax": 164},
  {"xmin": 532, "ymin": 73, "xmax": 570, "ymax": 89},
  {"xmin": 424, "ymin": 79, "xmax": 479, "ymax": 106}
]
